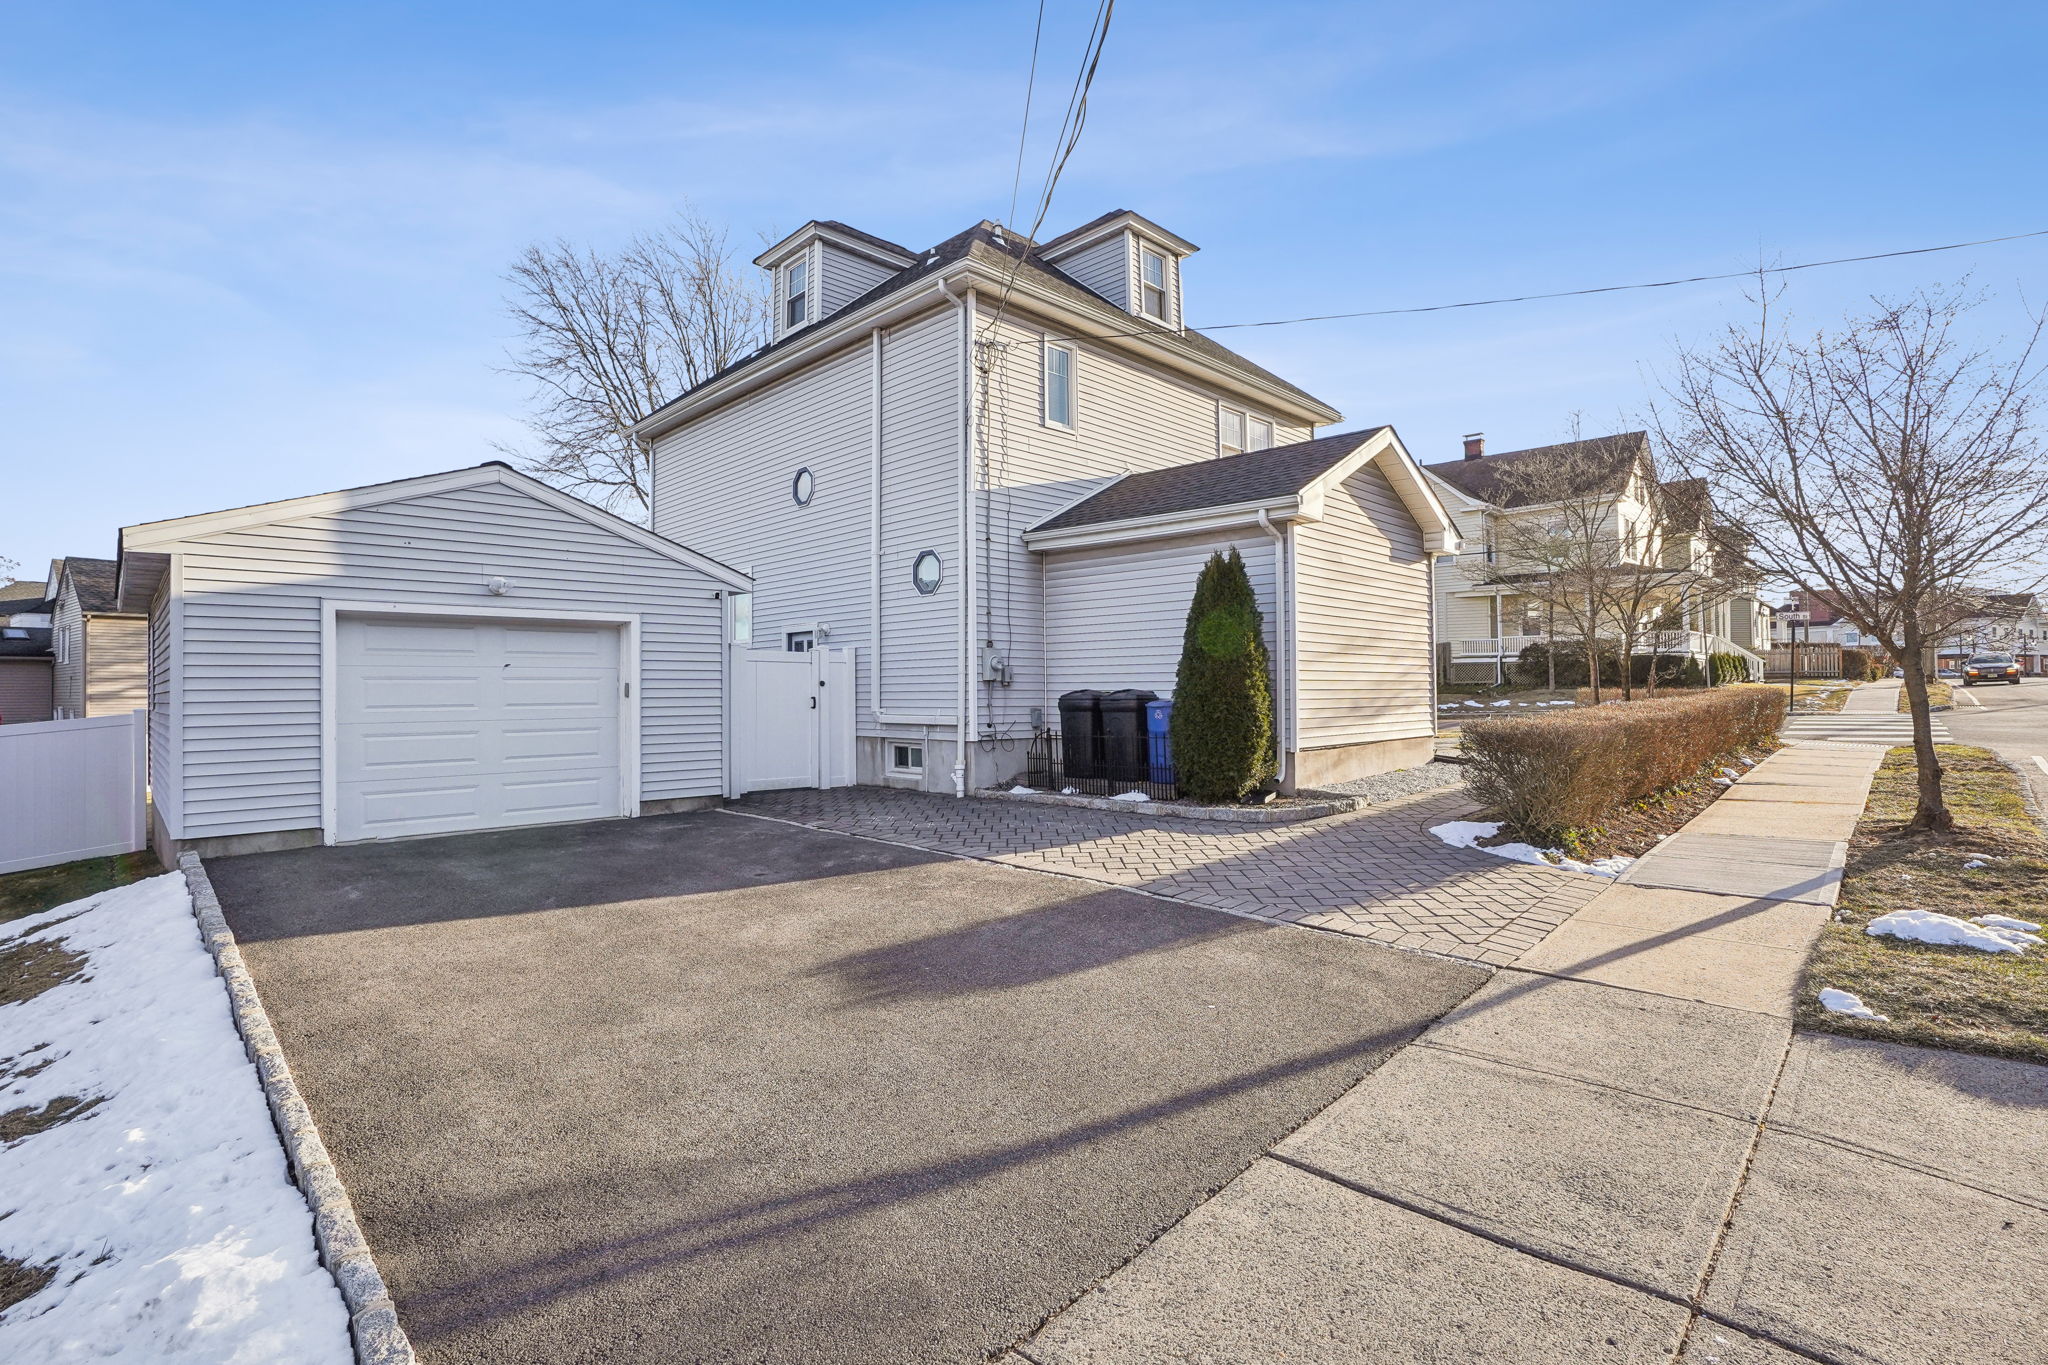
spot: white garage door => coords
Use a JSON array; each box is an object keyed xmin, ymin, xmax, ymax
[{"xmin": 335, "ymin": 615, "xmax": 623, "ymax": 842}]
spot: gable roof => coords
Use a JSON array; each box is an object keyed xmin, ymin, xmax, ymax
[
  {"xmin": 1035, "ymin": 208, "xmax": 1199, "ymax": 259},
  {"xmin": 1421, "ymin": 431, "xmax": 1649, "ymax": 509},
  {"xmin": 1658, "ymin": 477, "xmax": 1711, "ymax": 533},
  {"xmin": 1033, "ymin": 429, "xmax": 1389, "ymax": 532},
  {"xmin": 639, "ymin": 216, "xmax": 1333, "ymax": 432},
  {"xmin": 55, "ymin": 557, "xmax": 124, "ymax": 614},
  {"xmin": 1024, "ymin": 426, "xmax": 1459, "ymax": 554},
  {"xmin": 118, "ymin": 463, "xmax": 752, "ymax": 600}
]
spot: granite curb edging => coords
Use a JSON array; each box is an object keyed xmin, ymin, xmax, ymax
[
  {"xmin": 980, "ymin": 788, "xmax": 1359, "ymax": 824},
  {"xmin": 178, "ymin": 851, "xmax": 416, "ymax": 1365}
]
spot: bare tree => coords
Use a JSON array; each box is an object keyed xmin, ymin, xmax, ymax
[
  {"xmin": 1656, "ymin": 285, "xmax": 2048, "ymax": 831},
  {"xmin": 502, "ymin": 209, "xmax": 768, "ymax": 517}
]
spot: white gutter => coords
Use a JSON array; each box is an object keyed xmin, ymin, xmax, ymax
[
  {"xmin": 1022, "ymin": 497, "xmax": 1313, "ymax": 554},
  {"xmin": 1257, "ymin": 508, "xmax": 1295, "ymax": 785}
]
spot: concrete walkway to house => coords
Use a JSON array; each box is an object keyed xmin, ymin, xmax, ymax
[
  {"xmin": 733, "ymin": 785, "xmax": 1603, "ymax": 964},
  {"xmin": 1007, "ymin": 741, "xmax": 2048, "ymax": 1365}
]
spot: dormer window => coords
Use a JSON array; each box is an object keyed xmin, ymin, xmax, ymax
[
  {"xmin": 783, "ymin": 257, "xmax": 810, "ymax": 328},
  {"xmin": 1139, "ymin": 247, "xmax": 1168, "ymax": 320}
]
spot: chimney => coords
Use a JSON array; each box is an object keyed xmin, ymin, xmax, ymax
[{"xmin": 1462, "ymin": 432, "xmax": 1486, "ymax": 461}]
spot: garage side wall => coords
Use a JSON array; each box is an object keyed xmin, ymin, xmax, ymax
[
  {"xmin": 1291, "ymin": 462, "xmax": 1436, "ymax": 757},
  {"xmin": 1040, "ymin": 531, "xmax": 1277, "ymax": 702},
  {"xmin": 167, "ymin": 481, "xmax": 727, "ymax": 842}
]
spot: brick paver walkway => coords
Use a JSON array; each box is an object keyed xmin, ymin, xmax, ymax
[{"xmin": 729, "ymin": 787, "xmax": 1604, "ymax": 964}]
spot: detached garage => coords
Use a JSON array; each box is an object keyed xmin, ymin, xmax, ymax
[{"xmin": 117, "ymin": 463, "xmax": 750, "ymax": 859}]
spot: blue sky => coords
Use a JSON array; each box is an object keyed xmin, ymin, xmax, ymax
[{"xmin": 4, "ymin": 0, "xmax": 2045, "ymax": 576}]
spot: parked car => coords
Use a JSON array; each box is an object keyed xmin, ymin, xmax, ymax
[{"xmin": 1962, "ymin": 654, "xmax": 2023, "ymax": 686}]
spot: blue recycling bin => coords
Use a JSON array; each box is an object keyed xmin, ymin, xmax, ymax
[{"xmin": 1145, "ymin": 697, "xmax": 1175, "ymax": 784}]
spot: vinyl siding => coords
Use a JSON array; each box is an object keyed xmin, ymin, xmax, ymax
[
  {"xmin": 1042, "ymin": 531, "xmax": 1276, "ymax": 700},
  {"xmin": 819, "ymin": 244, "xmax": 900, "ymax": 319},
  {"xmin": 148, "ymin": 576, "xmax": 178, "ymax": 827},
  {"xmin": 976, "ymin": 303, "xmax": 1307, "ymax": 742},
  {"xmin": 650, "ymin": 304, "xmax": 963, "ymax": 731},
  {"xmin": 1055, "ymin": 234, "xmax": 1130, "ymax": 310},
  {"xmin": 0, "ymin": 660, "xmax": 52, "ymax": 724},
  {"xmin": 163, "ymin": 481, "xmax": 728, "ymax": 840},
  {"xmin": 51, "ymin": 589, "xmax": 83, "ymax": 718},
  {"xmin": 84, "ymin": 615, "xmax": 148, "ymax": 716},
  {"xmin": 1292, "ymin": 463, "xmax": 1434, "ymax": 747}
]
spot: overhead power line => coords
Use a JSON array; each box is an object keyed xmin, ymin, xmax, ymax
[
  {"xmin": 1003, "ymin": 0, "xmax": 1047, "ymax": 233},
  {"xmin": 1059, "ymin": 226, "xmax": 2048, "ymax": 343}
]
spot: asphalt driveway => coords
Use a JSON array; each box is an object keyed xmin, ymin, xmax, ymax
[{"xmin": 207, "ymin": 809, "xmax": 1483, "ymax": 1365}]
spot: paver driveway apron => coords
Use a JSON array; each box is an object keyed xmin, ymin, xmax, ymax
[{"xmin": 202, "ymin": 809, "xmax": 1483, "ymax": 1365}]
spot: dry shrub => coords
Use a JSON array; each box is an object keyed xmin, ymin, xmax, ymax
[{"xmin": 1463, "ymin": 687, "xmax": 1786, "ymax": 840}]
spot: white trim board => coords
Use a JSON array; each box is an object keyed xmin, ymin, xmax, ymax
[{"xmin": 317, "ymin": 599, "xmax": 644, "ymax": 846}]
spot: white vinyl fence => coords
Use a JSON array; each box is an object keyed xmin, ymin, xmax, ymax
[{"xmin": 0, "ymin": 710, "xmax": 148, "ymax": 874}]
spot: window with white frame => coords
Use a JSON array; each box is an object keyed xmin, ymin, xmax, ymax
[
  {"xmin": 727, "ymin": 592, "xmax": 753, "ymax": 645},
  {"xmin": 1219, "ymin": 406, "xmax": 1246, "ymax": 456},
  {"xmin": 785, "ymin": 630, "xmax": 814, "ymax": 653},
  {"xmin": 783, "ymin": 255, "xmax": 810, "ymax": 328},
  {"xmin": 1248, "ymin": 416, "xmax": 1274, "ymax": 451},
  {"xmin": 55, "ymin": 624, "xmax": 70, "ymax": 663},
  {"xmin": 1043, "ymin": 342, "xmax": 1075, "ymax": 428},
  {"xmin": 890, "ymin": 742, "xmax": 925, "ymax": 774},
  {"xmin": 1138, "ymin": 246, "xmax": 1168, "ymax": 320}
]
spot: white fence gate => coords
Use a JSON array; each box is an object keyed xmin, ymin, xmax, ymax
[
  {"xmin": 731, "ymin": 646, "xmax": 855, "ymax": 794},
  {"xmin": 0, "ymin": 710, "xmax": 148, "ymax": 874}
]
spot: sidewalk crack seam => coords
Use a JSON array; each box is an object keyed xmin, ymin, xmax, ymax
[{"xmin": 1409, "ymin": 1038, "xmax": 1766, "ymax": 1124}]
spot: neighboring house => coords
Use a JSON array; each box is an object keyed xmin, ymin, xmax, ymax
[
  {"xmin": 118, "ymin": 463, "xmax": 750, "ymax": 859},
  {"xmin": 0, "ymin": 578, "xmax": 55, "ymax": 724},
  {"xmin": 1935, "ymin": 591, "xmax": 2048, "ymax": 674},
  {"xmin": 1772, "ymin": 588, "xmax": 1871, "ymax": 649},
  {"xmin": 46, "ymin": 557, "xmax": 147, "ymax": 720},
  {"xmin": 1422, "ymin": 432, "xmax": 1768, "ymax": 686},
  {"xmin": 633, "ymin": 210, "xmax": 1457, "ymax": 793}
]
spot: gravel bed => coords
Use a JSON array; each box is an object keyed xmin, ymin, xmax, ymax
[{"xmin": 1307, "ymin": 760, "xmax": 1469, "ymax": 804}]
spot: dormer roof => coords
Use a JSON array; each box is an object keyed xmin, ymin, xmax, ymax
[
  {"xmin": 1035, "ymin": 208, "xmax": 1199, "ymax": 261},
  {"xmin": 753, "ymin": 220, "xmax": 918, "ymax": 270}
]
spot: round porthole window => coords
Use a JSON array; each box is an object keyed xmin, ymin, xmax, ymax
[
  {"xmin": 791, "ymin": 467, "xmax": 815, "ymax": 506},
  {"xmin": 911, "ymin": 550, "xmax": 943, "ymax": 595}
]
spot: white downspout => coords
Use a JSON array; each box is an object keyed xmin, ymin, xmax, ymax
[
  {"xmin": 939, "ymin": 276, "xmax": 974, "ymax": 796},
  {"xmin": 868, "ymin": 327, "xmax": 883, "ymax": 730},
  {"xmin": 1257, "ymin": 508, "xmax": 1292, "ymax": 790}
]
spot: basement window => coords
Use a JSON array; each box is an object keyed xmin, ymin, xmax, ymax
[{"xmin": 890, "ymin": 742, "xmax": 925, "ymax": 774}]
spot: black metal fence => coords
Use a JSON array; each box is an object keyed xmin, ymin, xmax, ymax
[{"xmin": 1025, "ymin": 728, "xmax": 1179, "ymax": 802}]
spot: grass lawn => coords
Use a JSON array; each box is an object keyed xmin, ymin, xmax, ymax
[
  {"xmin": 1795, "ymin": 745, "xmax": 2048, "ymax": 1064},
  {"xmin": 0, "ymin": 852, "xmax": 163, "ymax": 925},
  {"xmin": 1898, "ymin": 680, "xmax": 1953, "ymax": 712}
]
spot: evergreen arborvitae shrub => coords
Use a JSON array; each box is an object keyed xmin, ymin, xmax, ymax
[{"xmin": 1169, "ymin": 549, "xmax": 1277, "ymax": 802}]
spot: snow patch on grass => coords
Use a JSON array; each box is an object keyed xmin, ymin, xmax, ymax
[
  {"xmin": 1109, "ymin": 790, "xmax": 1152, "ymax": 802},
  {"xmin": 1865, "ymin": 909, "xmax": 2041, "ymax": 953},
  {"xmin": 1429, "ymin": 821, "xmax": 1634, "ymax": 879},
  {"xmin": 1818, "ymin": 988, "xmax": 1889, "ymax": 1021},
  {"xmin": 0, "ymin": 873, "xmax": 351, "ymax": 1362}
]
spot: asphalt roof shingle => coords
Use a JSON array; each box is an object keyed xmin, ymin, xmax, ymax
[
  {"xmin": 58, "ymin": 557, "xmax": 121, "ymax": 614},
  {"xmin": 0, "ymin": 625, "xmax": 52, "ymax": 658},
  {"xmin": 1031, "ymin": 428, "xmax": 1388, "ymax": 533},
  {"xmin": 1421, "ymin": 432, "xmax": 1648, "ymax": 509}
]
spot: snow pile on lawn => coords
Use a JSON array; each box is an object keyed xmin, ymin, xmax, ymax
[
  {"xmin": 1110, "ymin": 790, "xmax": 1152, "ymax": 802},
  {"xmin": 0, "ymin": 873, "xmax": 351, "ymax": 1362},
  {"xmin": 1818, "ymin": 988, "xmax": 1888, "ymax": 1021},
  {"xmin": 1429, "ymin": 821, "xmax": 1634, "ymax": 878},
  {"xmin": 1865, "ymin": 909, "xmax": 2043, "ymax": 953}
]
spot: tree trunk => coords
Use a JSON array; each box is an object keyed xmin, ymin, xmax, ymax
[
  {"xmin": 1545, "ymin": 603, "xmax": 1557, "ymax": 692},
  {"xmin": 1584, "ymin": 638, "xmax": 1602, "ymax": 704},
  {"xmin": 1897, "ymin": 626, "xmax": 1952, "ymax": 832}
]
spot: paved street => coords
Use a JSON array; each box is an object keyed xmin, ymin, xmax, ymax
[
  {"xmin": 1943, "ymin": 674, "xmax": 2048, "ymax": 810},
  {"xmin": 733, "ymin": 785, "xmax": 1604, "ymax": 965}
]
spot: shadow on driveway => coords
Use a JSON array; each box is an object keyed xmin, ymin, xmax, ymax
[{"xmin": 206, "ymin": 810, "xmax": 1484, "ymax": 1365}]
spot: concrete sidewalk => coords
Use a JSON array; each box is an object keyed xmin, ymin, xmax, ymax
[{"xmin": 1007, "ymin": 743, "xmax": 2048, "ymax": 1365}]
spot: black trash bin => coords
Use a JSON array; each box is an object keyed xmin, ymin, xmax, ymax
[
  {"xmin": 1058, "ymin": 690, "xmax": 1104, "ymax": 779},
  {"xmin": 1098, "ymin": 689, "xmax": 1158, "ymax": 784}
]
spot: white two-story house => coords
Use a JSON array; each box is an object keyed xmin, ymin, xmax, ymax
[
  {"xmin": 635, "ymin": 211, "xmax": 1458, "ymax": 794},
  {"xmin": 1422, "ymin": 432, "xmax": 1769, "ymax": 686}
]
